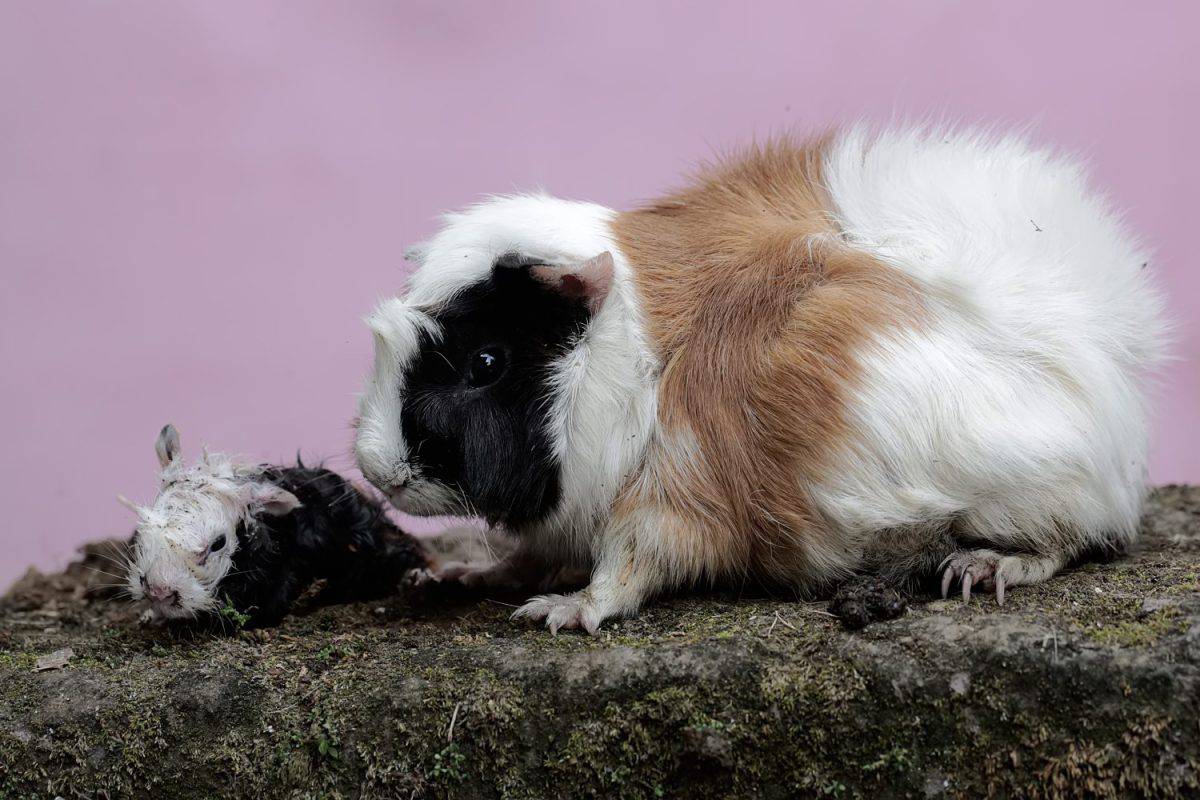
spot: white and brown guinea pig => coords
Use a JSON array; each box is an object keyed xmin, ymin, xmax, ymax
[{"xmin": 355, "ymin": 126, "xmax": 1167, "ymax": 634}]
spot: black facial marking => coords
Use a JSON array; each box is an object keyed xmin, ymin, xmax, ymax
[{"xmin": 400, "ymin": 259, "xmax": 592, "ymax": 527}]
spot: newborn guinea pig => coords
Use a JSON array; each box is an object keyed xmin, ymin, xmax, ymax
[
  {"xmin": 120, "ymin": 424, "xmax": 427, "ymax": 629},
  {"xmin": 355, "ymin": 126, "xmax": 1166, "ymax": 633}
]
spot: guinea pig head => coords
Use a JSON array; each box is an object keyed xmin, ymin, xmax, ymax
[
  {"xmin": 120, "ymin": 424, "xmax": 300, "ymax": 619},
  {"xmin": 355, "ymin": 251, "xmax": 613, "ymax": 528}
]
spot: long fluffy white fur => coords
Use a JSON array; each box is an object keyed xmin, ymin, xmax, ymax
[{"xmin": 812, "ymin": 127, "xmax": 1166, "ymax": 557}]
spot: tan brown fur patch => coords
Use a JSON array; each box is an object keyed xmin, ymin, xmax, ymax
[{"xmin": 611, "ymin": 137, "xmax": 919, "ymax": 588}]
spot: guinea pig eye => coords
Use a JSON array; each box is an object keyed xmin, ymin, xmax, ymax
[
  {"xmin": 209, "ymin": 534, "xmax": 227, "ymax": 552},
  {"xmin": 466, "ymin": 348, "xmax": 507, "ymax": 388}
]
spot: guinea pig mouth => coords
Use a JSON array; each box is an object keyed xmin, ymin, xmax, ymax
[
  {"xmin": 386, "ymin": 485, "xmax": 410, "ymax": 507},
  {"xmin": 147, "ymin": 600, "xmax": 190, "ymax": 620},
  {"xmin": 139, "ymin": 583, "xmax": 204, "ymax": 619}
]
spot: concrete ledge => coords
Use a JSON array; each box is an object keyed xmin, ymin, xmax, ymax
[{"xmin": 2, "ymin": 487, "xmax": 1199, "ymax": 799}]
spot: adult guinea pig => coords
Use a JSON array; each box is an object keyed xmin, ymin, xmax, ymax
[{"xmin": 354, "ymin": 126, "xmax": 1166, "ymax": 634}]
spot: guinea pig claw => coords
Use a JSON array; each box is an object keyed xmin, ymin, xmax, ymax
[
  {"xmin": 407, "ymin": 568, "xmax": 439, "ymax": 587},
  {"xmin": 939, "ymin": 550, "xmax": 1019, "ymax": 607},
  {"xmin": 513, "ymin": 593, "xmax": 603, "ymax": 636}
]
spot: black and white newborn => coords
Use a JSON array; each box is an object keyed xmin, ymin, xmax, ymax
[{"xmin": 119, "ymin": 425, "xmax": 427, "ymax": 629}]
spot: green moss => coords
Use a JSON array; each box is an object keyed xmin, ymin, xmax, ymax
[
  {"xmin": 218, "ymin": 596, "xmax": 252, "ymax": 629},
  {"xmin": 860, "ymin": 746, "xmax": 913, "ymax": 775},
  {"xmin": 0, "ymin": 653, "xmax": 36, "ymax": 670},
  {"xmin": 1088, "ymin": 608, "xmax": 1185, "ymax": 648},
  {"xmin": 429, "ymin": 743, "xmax": 467, "ymax": 784}
]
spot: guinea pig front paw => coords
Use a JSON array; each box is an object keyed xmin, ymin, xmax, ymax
[
  {"xmin": 403, "ymin": 567, "xmax": 441, "ymax": 588},
  {"xmin": 512, "ymin": 592, "xmax": 604, "ymax": 635},
  {"xmin": 436, "ymin": 561, "xmax": 505, "ymax": 589},
  {"xmin": 137, "ymin": 608, "xmax": 164, "ymax": 626}
]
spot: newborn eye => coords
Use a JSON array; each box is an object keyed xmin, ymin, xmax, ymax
[
  {"xmin": 209, "ymin": 534, "xmax": 227, "ymax": 552},
  {"xmin": 466, "ymin": 348, "xmax": 507, "ymax": 388}
]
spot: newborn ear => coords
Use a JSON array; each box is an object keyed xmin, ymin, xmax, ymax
[
  {"xmin": 155, "ymin": 424, "xmax": 181, "ymax": 468},
  {"xmin": 116, "ymin": 494, "xmax": 147, "ymax": 520},
  {"xmin": 247, "ymin": 483, "xmax": 302, "ymax": 517},
  {"xmin": 530, "ymin": 251, "xmax": 614, "ymax": 313}
]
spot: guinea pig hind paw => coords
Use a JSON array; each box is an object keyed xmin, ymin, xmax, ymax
[
  {"xmin": 512, "ymin": 593, "xmax": 602, "ymax": 636},
  {"xmin": 939, "ymin": 549, "xmax": 1064, "ymax": 606},
  {"xmin": 939, "ymin": 550, "xmax": 1003, "ymax": 604}
]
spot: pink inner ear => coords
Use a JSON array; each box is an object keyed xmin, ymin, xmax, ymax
[
  {"xmin": 558, "ymin": 274, "xmax": 587, "ymax": 298},
  {"xmin": 531, "ymin": 251, "xmax": 614, "ymax": 313},
  {"xmin": 245, "ymin": 483, "xmax": 302, "ymax": 516}
]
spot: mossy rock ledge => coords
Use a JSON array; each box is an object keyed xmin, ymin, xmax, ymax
[{"xmin": 3, "ymin": 487, "xmax": 1199, "ymax": 799}]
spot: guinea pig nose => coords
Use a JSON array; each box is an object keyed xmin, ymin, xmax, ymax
[{"xmin": 146, "ymin": 583, "xmax": 175, "ymax": 603}]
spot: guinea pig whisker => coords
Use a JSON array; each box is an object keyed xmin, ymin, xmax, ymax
[
  {"xmin": 89, "ymin": 568, "xmax": 131, "ymax": 581},
  {"xmin": 450, "ymin": 483, "xmax": 480, "ymax": 518},
  {"xmin": 281, "ymin": 472, "xmax": 329, "ymax": 490},
  {"xmin": 477, "ymin": 525, "xmax": 499, "ymax": 564},
  {"xmin": 432, "ymin": 350, "xmax": 457, "ymax": 373},
  {"xmin": 91, "ymin": 549, "xmax": 133, "ymax": 568},
  {"xmin": 324, "ymin": 486, "xmax": 364, "ymax": 511},
  {"xmin": 322, "ymin": 483, "xmax": 357, "ymax": 502},
  {"xmin": 96, "ymin": 558, "xmax": 138, "ymax": 579},
  {"xmin": 222, "ymin": 568, "xmax": 265, "ymax": 581}
]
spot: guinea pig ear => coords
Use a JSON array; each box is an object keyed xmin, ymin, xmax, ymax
[
  {"xmin": 246, "ymin": 483, "xmax": 302, "ymax": 517},
  {"xmin": 155, "ymin": 424, "xmax": 181, "ymax": 469},
  {"xmin": 529, "ymin": 251, "xmax": 614, "ymax": 314},
  {"xmin": 116, "ymin": 494, "xmax": 148, "ymax": 520}
]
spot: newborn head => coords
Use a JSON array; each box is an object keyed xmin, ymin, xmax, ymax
[
  {"xmin": 354, "ymin": 199, "xmax": 616, "ymax": 529},
  {"xmin": 120, "ymin": 425, "xmax": 300, "ymax": 619}
]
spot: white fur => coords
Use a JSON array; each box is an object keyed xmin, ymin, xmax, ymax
[
  {"xmin": 357, "ymin": 298, "xmax": 442, "ymax": 496},
  {"xmin": 404, "ymin": 194, "xmax": 620, "ymax": 309},
  {"xmin": 812, "ymin": 127, "xmax": 1167, "ymax": 559}
]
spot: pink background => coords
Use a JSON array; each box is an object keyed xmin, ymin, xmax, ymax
[{"xmin": 2, "ymin": 2, "xmax": 1198, "ymax": 590}]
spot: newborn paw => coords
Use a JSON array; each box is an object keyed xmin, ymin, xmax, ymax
[
  {"xmin": 512, "ymin": 592, "xmax": 603, "ymax": 635},
  {"xmin": 431, "ymin": 560, "xmax": 531, "ymax": 591},
  {"xmin": 401, "ymin": 567, "xmax": 439, "ymax": 589}
]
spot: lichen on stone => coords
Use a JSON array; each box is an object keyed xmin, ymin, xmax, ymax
[{"xmin": 2, "ymin": 486, "xmax": 1199, "ymax": 799}]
